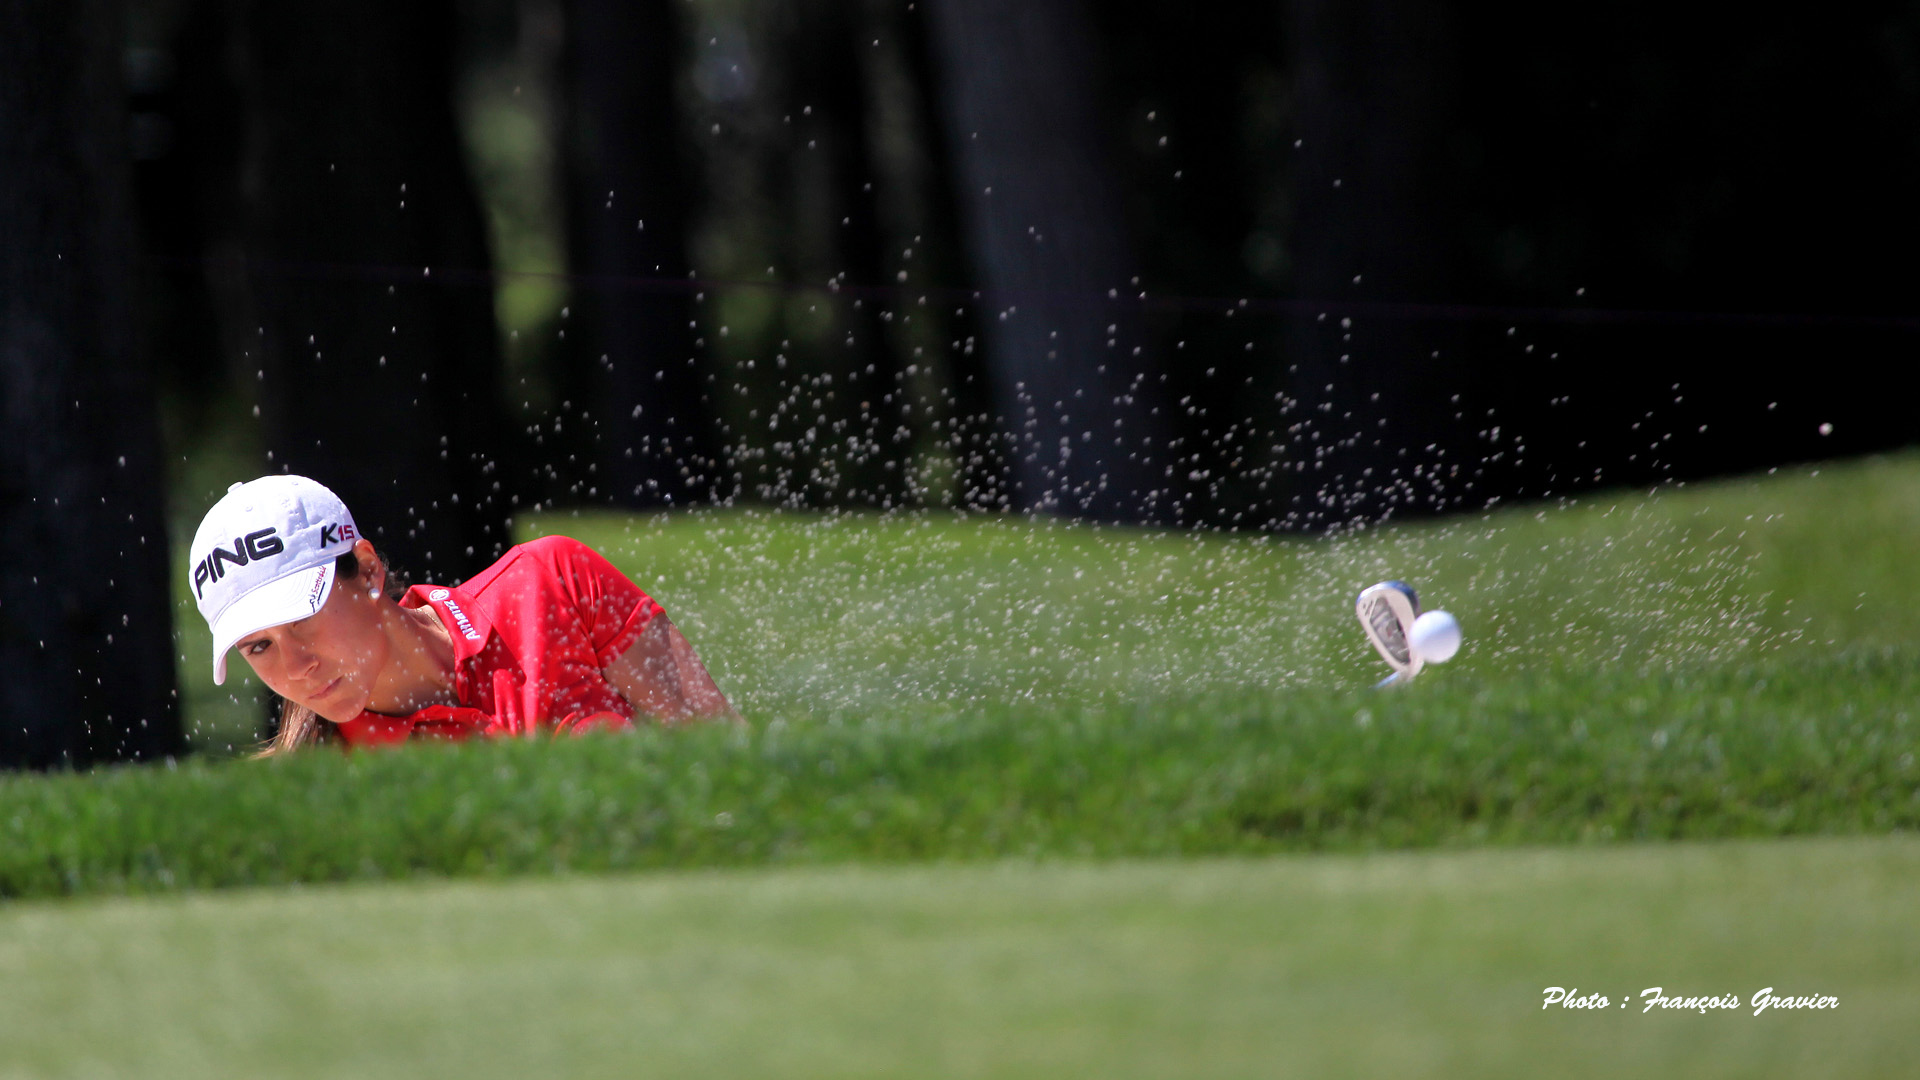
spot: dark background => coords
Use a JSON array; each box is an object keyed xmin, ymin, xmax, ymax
[{"xmin": 5, "ymin": 0, "xmax": 1917, "ymax": 766}]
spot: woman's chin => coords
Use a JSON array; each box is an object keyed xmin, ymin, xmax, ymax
[{"xmin": 307, "ymin": 686, "xmax": 369, "ymax": 725}]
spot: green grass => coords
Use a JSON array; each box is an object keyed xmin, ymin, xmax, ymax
[
  {"xmin": 7, "ymin": 454, "xmax": 1918, "ymax": 900},
  {"xmin": 2, "ymin": 653, "xmax": 1917, "ymax": 898},
  {"xmin": 11, "ymin": 449, "xmax": 1920, "ymax": 895},
  {"xmin": 532, "ymin": 454, "xmax": 1920, "ymax": 718},
  {"xmin": 174, "ymin": 447, "xmax": 1855, "ymax": 749},
  {"xmin": 3, "ymin": 837, "xmax": 1914, "ymax": 1078},
  {"xmin": 9, "ymin": 454, "xmax": 1918, "ymax": 1075}
]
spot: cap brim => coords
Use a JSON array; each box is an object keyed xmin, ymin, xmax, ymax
[{"xmin": 210, "ymin": 561, "xmax": 338, "ymax": 685}]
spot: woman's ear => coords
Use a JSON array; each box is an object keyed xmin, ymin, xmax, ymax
[{"xmin": 353, "ymin": 538, "xmax": 386, "ymax": 596}]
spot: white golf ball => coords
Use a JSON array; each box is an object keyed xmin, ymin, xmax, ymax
[{"xmin": 1409, "ymin": 610, "xmax": 1462, "ymax": 663}]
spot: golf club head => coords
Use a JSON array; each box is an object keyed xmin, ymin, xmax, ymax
[{"xmin": 1356, "ymin": 581, "xmax": 1424, "ymax": 684}]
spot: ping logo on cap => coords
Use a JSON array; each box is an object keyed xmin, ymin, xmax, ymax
[
  {"xmin": 190, "ymin": 521, "xmax": 356, "ymax": 599},
  {"xmin": 192, "ymin": 528, "xmax": 283, "ymax": 599}
]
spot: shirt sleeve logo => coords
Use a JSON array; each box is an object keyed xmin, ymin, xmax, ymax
[{"xmin": 427, "ymin": 589, "xmax": 481, "ymax": 640}]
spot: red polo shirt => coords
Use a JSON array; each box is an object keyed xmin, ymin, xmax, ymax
[{"xmin": 335, "ymin": 535, "xmax": 663, "ymax": 746}]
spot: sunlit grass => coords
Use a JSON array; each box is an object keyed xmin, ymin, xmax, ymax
[
  {"xmin": 531, "ymin": 454, "xmax": 1918, "ymax": 717},
  {"xmin": 72, "ymin": 452, "xmax": 1912, "ymax": 903},
  {"xmin": 173, "ymin": 453, "xmax": 1920, "ymax": 751}
]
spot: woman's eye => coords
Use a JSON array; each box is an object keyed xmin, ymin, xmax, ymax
[{"xmin": 245, "ymin": 641, "xmax": 270, "ymax": 655}]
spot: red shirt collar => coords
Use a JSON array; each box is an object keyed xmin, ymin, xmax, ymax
[
  {"xmin": 401, "ymin": 582, "xmax": 495, "ymax": 703},
  {"xmin": 403, "ymin": 583, "xmax": 493, "ymax": 652},
  {"xmin": 335, "ymin": 584, "xmax": 496, "ymax": 745}
]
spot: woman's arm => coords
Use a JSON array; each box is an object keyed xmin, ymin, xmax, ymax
[{"xmin": 602, "ymin": 614, "xmax": 737, "ymax": 724}]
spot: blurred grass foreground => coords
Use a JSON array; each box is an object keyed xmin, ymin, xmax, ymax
[
  {"xmin": 4, "ymin": 841, "xmax": 1914, "ymax": 1079},
  {"xmin": 5, "ymin": 454, "xmax": 1917, "ymax": 900}
]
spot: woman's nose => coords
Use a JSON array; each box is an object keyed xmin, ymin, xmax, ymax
[{"xmin": 282, "ymin": 638, "xmax": 320, "ymax": 677}]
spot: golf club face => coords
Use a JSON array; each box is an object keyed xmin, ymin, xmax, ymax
[{"xmin": 1356, "ymin": 581, "xmax": 1424, "ymax": 682}]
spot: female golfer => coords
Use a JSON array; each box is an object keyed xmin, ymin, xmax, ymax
[{"xmin": 190, "ymin": 474, "xmax": 734, "ymax": 753}]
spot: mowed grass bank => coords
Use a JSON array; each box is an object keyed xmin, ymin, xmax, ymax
[
  {"xmin": 3, "ymin": 838, "xmax": 1915, "ymax": 1079},
  {"xmin": 3, "ymin": 650, "xmax": 1917, "ymax": 899},
  {"xmin": 8, "ymin": 454, "xmax": 1920, "ymax": 901}
]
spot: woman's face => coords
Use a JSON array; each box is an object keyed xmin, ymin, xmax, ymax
[{"xmin": 234, "ymin": 545, "xmax": 390, "ymax": 723}]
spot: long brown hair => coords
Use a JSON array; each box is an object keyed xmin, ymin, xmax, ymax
[{"xmin": 255, "ymin": 548, "xmax": 406, "ymax": 756}]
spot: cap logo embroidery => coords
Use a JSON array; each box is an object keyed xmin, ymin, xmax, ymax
[
  {"xmin": 191, "ymin": 527, "xmax": 286, "ymax": 599},
  {"xmin": 243, "ymin": 528, "xmax": 284, "ymax": 559}
]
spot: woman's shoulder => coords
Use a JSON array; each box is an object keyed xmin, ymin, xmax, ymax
[
  {"xmin": 459, "ymin": 535, "xmax": 607, "ymax": 592},
  {"xmin": 516, "ymin": 533, "xmax": 597, "ymax": 559}
]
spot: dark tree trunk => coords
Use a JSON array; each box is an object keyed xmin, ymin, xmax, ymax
[
  {"xmin": 687, "ymin": 0, "xmax": 916, "ymax": 510},
  {"xmin": 923, "ymin": 0, "xmax": 1170, "ymax": 522},
  {"xmin": 130, "ymin": 0, "xmax": 245, "ymax": 434},
  {"xmin": 559, "ymin": 0, "xmax": 725, "ymax": 507},
  {"xmin": 1086, "ymin": 2, "xmax": 1291, "ymax": 531},
  {"xmin": 0, "ymin": 0, "xmax": 184, "ymax": 768},
  {"xmin": 867, "ymin": 0, "xmax": 1004, "ymax": 509},
  {"xmin": 227, "ymin": 0, "xmax": 511, "ymax": 581},
  {"xmin": 1284, "ymin": 0, "xmax": 1463, "ymax": 528},
  {"xmin": 774, "ymin": 0, "xmax": 910, "ymax": 508}
]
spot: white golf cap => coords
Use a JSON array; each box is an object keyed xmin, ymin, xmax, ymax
[{"xmin": 189, "ymin": 475, "xmax": 362, "ymax": 685}]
